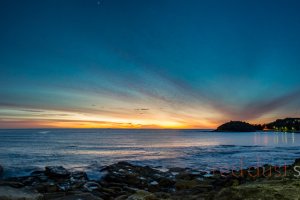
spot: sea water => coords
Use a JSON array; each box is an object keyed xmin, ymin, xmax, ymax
[{"xmin": 0, "ymin": 129, "xmax": 299, "ymax": 179}]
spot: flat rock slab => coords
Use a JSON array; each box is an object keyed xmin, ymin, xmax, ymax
[{"xmin": 0, "ymin": 186, "xmax": 43, "ymax": 200}]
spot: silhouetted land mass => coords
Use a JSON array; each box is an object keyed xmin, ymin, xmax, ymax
[
  {"xmin": 216, "ymin": 118, "xmax": 300, "ymax": 132},
  {"xmin": 216, "ymin": 121, "xmax": 258, "ymax": 132},
  {"xmin": 265, "ymin": 118, "xmax": 300, "ymax": 132}
]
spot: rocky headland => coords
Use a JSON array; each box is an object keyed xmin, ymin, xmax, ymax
[
  {"xmin": 216, "ymin": 118, "xmax": 300, "ymax": 132},
  {"xmin": 1, "ymin": 159, "xmax": 300, "ymax": 200},
  {"xmin": 216, "ymin": 121, "xmax": 259, "ymax": 132}
]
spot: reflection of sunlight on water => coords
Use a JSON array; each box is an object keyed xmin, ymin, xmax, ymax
[
  {"xmin": 85, "ymin": 141, "xmax": 221, "ymax": 148},
  {"xmin": 133, "ymin": 141, "xmax": 220, "ymax": 148},
  {"xmin": 254, "ymin": 132, "xmax": 295, "ymax": 145},
  {"xmin": 264, "ymin": 134, "xmax": 268, "ymax": 145},
  {"xmin": 292, "ymin": 132, "xmax": 295, "ymax": 143},
  {"xmin": 2, "ymin": 129, "xmax": 300, "ymax": 179},
  {"xmin": 38, "ymin": 131, "xmax": 50, "ymax": 134},
  {"xmin": 67, "ymin": 150, "xmax": 149, "ymax": 155},
  {"xmin": 65, "ymin": 150, "xmax": 179, "ymax": 161}
]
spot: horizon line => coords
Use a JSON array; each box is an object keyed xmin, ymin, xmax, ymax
[{"xmin": 0, "ymin": 127, "xmax": 214, "ymax": 130}]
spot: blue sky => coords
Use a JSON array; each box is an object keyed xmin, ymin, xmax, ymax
[{"xmin": 0, "ymin": 0, "xmax": 300, "ymax": 128}]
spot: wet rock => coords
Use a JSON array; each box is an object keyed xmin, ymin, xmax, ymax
[
  {"xmin": 45, "ymin": 166, "xmax": 70, "ymax": 179},
  {"xmin": 43, "ymin": 192, "xmax": 66, "ymax": 200},
  {"xmin": 108, "ymin": 186, "xmax": 123, "ymax": 193},
  {"xmin": 3, "ymin": 160, "xmax": 300, "ymax": 200},
  {"xmin": 115, "ymin": 194, "xmax": 129, "ymax": 200},
  {"xmin": 99, "ymin": 187, "xmax": 115, "ymax": 194},
  {"xmin": 126, "ymin": 190, "xmax": 157, "ymax": 200},
  {"xmin": 153, "ymin": 192, "xmax": 170, "ymax": 199},
  {"xmin": 126, "ymin": 174, "xmax": 145, "ymax": 186},
  {"xmin": 230, "ymin": 179, "xmax": 240, "ymax": 186},
  {"xmin": 175, "ymin": 179, "xmax": 199, "ymax": 190},
  {"xmin": 0, "ymin": 181, "xmax": 24, "ymax": 188},
  {"xmin": 123, "ymin": 186, "xmax": 139, "ymax": 193},
  {"xmin": 30, "ymin": 170, "xmax": 44, "ymax": 176},
  {"xmin": 102, "ymin": 162, "xmax": 167, "ymax": 190},
  {"xmin": 0, "ymin": 165, "xmax": 3, "ymax": 177},
  {"xmin": 147, "ymin": 182, "xmax": 159, "ymax": 193},
  {"xmin": 22, "ymin": 176, "xmax": 41, "ymax": 186},
  {"xmin": 46, "ymin": 182, "xmax": 58, "ymax": 192},
  {"xmin": 51, "ymin": 193, "xmax": 103, "ymax": 200},
  {"xmin": 70, "ymin": 171, "xmax": 87, "ymax": 181},
  {"xmin": 175, "ymin": 172, "xmax": 193, "ymax": 180},
  {"xmin": 83, "ymin": 181, "xmax": 101, "ymax": 192},
  {"xmin": 30, "ymin": 171, "xmax": 49, "ymax": 182},
  {"xmin": 0, "ymin": 186, "xmax": 43, "ymax": 200},
  {"xmin": 214, "ymin": 179, "xmax": 300, "ymax": 200},
  {"xmin": 57, "ymin": 182, "xmax": 71, "ymax": 191},
  {"xmin": 190, "ymin": 184, "xmax": 214, "ymax": 194},
  {"xmin": 158, "ymin": 177, "xmax": 175, "ymax": 187},
  {"xmin": 293, "ymin": 158, "xmax": 300, "ymax": 166},
  {"xmin": 168, "ymin": 167, "xmax": 186, "ymax": 173},
  {"xmin": 149, "ymin": 181, "xmax": 158, "ymax": 186}
]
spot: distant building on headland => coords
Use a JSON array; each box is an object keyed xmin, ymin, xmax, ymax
[{"xmin": 265, "ymin": 118, "xmax": 300, "ymax": 132}]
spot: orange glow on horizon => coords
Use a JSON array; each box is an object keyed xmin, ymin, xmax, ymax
[
  {"xmin": 0, "ymin": 118, "xmax": 214, "ymax": 129},
  {"xmin": 0, "ymin": 107, "xmax": 220, "ymax": 129},
  {"xmin": 1, "ymin": 106, "xmax": 281, "ymax": 129},
  {"xmin": 38, "ymin": 120, "xmax": 195, "ymax": 129}
]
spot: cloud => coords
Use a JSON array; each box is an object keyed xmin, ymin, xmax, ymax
[
  {"xmin": 236, "ymin": 89, "xmax": 300, "ymax": 121},
  {"xmin": 135, "ymin": 108, "xmax": 149, "ymax": 111}
]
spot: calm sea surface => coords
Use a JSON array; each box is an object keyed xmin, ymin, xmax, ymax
[{"xmin": 0, "ymin": 129, "xmax": 300, "ymax": 179}]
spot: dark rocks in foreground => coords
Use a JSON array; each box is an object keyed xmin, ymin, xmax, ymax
[
  {"xmin": 0, "ymin": 165, "xmax": 3, "ymax": 177},
  {"xmin": 216, "ymin": 121, "xmax": 259, "ymax": 132},
  {"xmin": 0, "ymin": 160, "xmax": 300, "ymax": 200},
  {"xmin": 0, "ymin": 186, "xmax": 43, "ymax": 200},
  {"xmin": 45, "ymin": 166, "xmax": 71, "ymax": 179}
]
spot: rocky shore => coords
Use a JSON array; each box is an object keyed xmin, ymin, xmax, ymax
[{"xmin": 0, "ymin": 159, "xmax": 300, "ymax": 200}]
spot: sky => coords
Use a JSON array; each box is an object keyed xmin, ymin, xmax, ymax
[{"xmin": 0, "ymin": 0, "xmax": 300, "ymax": 129}]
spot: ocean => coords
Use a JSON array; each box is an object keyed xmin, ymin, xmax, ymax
[{"xmin": 0, "ymin": 129, "xmax": 299, "ymax": 179}]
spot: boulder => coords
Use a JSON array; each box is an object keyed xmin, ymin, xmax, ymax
[
  {"xmin": 102, "ymin": 161, "xmax": 177, "ymax": 193},
  {"xmin": 70, "ymin": 171, "xmax": 88, "ymax": 181},
  {"xmin": 0, "ymin": 186, "xmax": 43, "ymax": 200},
  {"xmin": 45, "ymin": 166, "xmax": 70, "ymax": 178}
]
